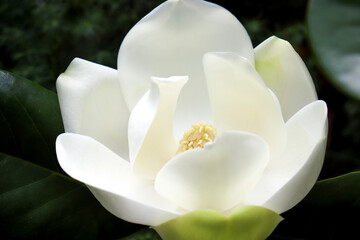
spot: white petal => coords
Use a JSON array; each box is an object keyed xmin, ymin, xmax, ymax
[
  {"xmin": 118, "ymin": 0, "xmax": 254, "ymax": 137},
  {"xmin": 203, "ymin": 52, "xmax": 286, "ymax": 159},
  {"xmin": 56, "ymin": 58, "xmax": 130, "ymax": 159},
  {"xmin": 244, "ymin": 100, "xmax": 328, "ymax": 213},
  {"xmin": 255, "ymin": 36, "xmax": 318, "ymax": 121},
  {"xmin": 56, "ymin": 133, "xmax": 181, "ymax": 226},
  {"xmin": 155, "ymin": 131, "xmax": 270, "ymax": 212},
  {"xmin": 128, "ymin": 76, "xmax": 188, "ymax": 179}
]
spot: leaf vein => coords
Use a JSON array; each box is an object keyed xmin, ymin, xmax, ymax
[
  {"xmin": 12, "ymin": 91, "xmax": 53, "ymax": 160},
  {"xmin": 0, "ymin": 107, "xmax": 21, "ymax": 157},
  {"xmin": 0, "ymin": 173, "xmax": 52, "ymax": 196},
  {"xmin": 19, "ymin": 184, "xmax": 83, "ymax": 220}
]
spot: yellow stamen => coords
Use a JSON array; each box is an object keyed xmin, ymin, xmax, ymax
[{"xmin": 176, "ymin": 121, "xmax": 217, "ymax": 154}]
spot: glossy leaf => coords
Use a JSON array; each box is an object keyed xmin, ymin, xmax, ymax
[
  {"xmin": 154, "ymin": 206, "xmax": 283, "ymax": 240},
  {"xmin": 0, "ymin": 72, "xmax": 142, "ymax": 239},
  {"xmin": 0, "ymin": 152, "xmax": 141, "ymax": 239},
  {"xmin": 272, "ymin": 171, "xmax": 360, "ymax": 239},
  {"xmin": 0, "ymin": 70, "xmax": 64, "ymax": 171},
  {"xmin": 307, "ymin": 0, "xmax": 360, "ymax": 99}
]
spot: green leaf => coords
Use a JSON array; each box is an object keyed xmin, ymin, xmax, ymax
[
  {"xmin": 120, "ymin": 228, "xmax": 162, "ymax": 240},
  {"xmin": 154, "ymin": 206, "xmax": 283, "ymax": 240},
  {"xmin": 307, "ymin": 0, "xmax": 360, "ymax": 99},
  {"xmin": 0, "ymin": 72, "xmax": 142, "ymax": 239},
  {"xmin": 272, "ymin": 171, "xmax": 360, "ymax": 239},
  {"xmin": 0, "ymin": 70, "xmax": 64, "ymax": 171},
  {"xmin": 0, "ymin": 152, "xmax": 141, "ymax": 239}
]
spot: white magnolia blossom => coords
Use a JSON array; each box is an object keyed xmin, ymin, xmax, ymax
[{"xmin": 56, "ymin": 0, "xmax": 327, "ymax": 228}]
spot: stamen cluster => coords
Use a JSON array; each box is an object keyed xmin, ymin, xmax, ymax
[{"xmin": 176, "ymin": 121, "xmax": 217, "ymax": 154}]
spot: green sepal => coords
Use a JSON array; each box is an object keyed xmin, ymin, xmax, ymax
[{"xmin": 154, "ymin": 205, "xmax": 283, "ymax": 240}]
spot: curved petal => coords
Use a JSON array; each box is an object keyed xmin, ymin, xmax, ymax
[
  {"xmin": 56, "ymin": 58, "xmax": 130, "ymax": 159},
  {"xmin": 56, "ymin": 133, "xmax": 181, "ymax": 226},
  {"xmin": 118, "ymin": 0, "xmax": 254, "ymax": 137},
  {"xmin": 203, "ymin": 52, "xmax": 286, "ymax": 159},
  {"xmin": 244, "ymin": 100, "xmax": 328, "ymax": 213},
  {"xmin": 155, "ymin": 131, "xmax": 270, "ymax": 212},
  {"xmin": 255, "ymin": 36, "xmax": 318, "ymax": 121},
  {"xmin": 128, "ymin": 76, "xmax": 188, "ymax": 179}
]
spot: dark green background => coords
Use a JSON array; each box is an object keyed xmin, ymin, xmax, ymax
[
  {"xmin": 0, "ymin": 0, "xmax": 359, "ymax": 239},
  {"xmin": 1, "ymin": 0, "xmax": 359, "ymax": 179}
]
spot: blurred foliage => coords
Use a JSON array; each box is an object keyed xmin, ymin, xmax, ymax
[
  {"xmin": 307, "ymin": 0, "xmax": 360, "ymax": 100},
  {"xmin": 0, "ymin": 0, "xmax": 310, "ymax": 90},
  {"xmin": 2, "ymin": 0, "xmax": 356, "ymax": 180},
  {"xmin": 217, "ymin": 0, "xmax": 360, "ymax": 179},
  {"xmin": 0, "ymin": 0, "xmax": 163, "ymax": 90},
  {"xmin": 0, "ymin": 0, "xmax": 359, "ymax": 239}
]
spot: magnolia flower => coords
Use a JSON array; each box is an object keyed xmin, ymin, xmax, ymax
[{"xmin": 56, "ymin": 0, "xmax": 328, "ymax": 239}]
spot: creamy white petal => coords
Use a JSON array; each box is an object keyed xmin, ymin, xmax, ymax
[
  {"xmin": 155, "ymin": 131, "xmax": 270, "ymax": 212},
  {"xmin": 56, "ymin": 58, "xmax": 129, "ymax": 159},
  {"xmin": 128, "ymin": 76, "xmax": 188, "ymax": 179},
  {"xmin": 56, "ymin": 133, "xmax": 181, "ymax": 226},
  {"xmin": 203, "ymin": 52, "xmax": 286, "ymax": 159},
  {"xmin": 118, "ymin": 0, "xmax": 254, "ymax": 137},
  {"xmin": 244, "ymin": 100, "xmax": 328, "ymax": 213},
  {"xmin": 255, "ymin": 36, "xmax": 318, "ymax": 121}
]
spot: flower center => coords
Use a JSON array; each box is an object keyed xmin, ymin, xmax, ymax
[{"xmin": 176, "ymin": 121, "xmax": 217, "ymax": 154}]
